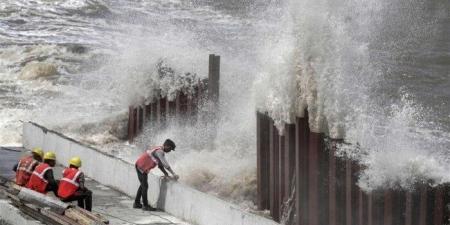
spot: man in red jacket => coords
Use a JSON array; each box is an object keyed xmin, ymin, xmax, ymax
[
  {"xmin": 26, "ymin": 151, "xmax": 58, "ymax": 195},
  {"xmin": 134, "ymin": 139, "xmax": 179, "ymax": 211},
  {"xmin": 13, "ymin": 147, "xmax": 43, "ymax": 186},
  {"xmin": 57, "ymin": 157, "xmax": 92, "ymax": 211}
]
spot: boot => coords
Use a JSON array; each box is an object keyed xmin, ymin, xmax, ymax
[
  {"xmin": 133, "ymin": 202, "xmax": 143, "ymax": 209},
  {"xmin": 142, "ymin": 205, "xmax": 157, "ymax": 211}
]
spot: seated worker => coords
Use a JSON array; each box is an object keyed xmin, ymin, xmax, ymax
[
  {"xmin": 26, "ymin": 151, "xmax": 58, "ymax": 195},
  {"xmin": 13, "ymin": 147, "xmax": 43, "ymax": 186},
  {"xmin": 58, "ymin": 157, "xmax": 92, "ymax": 211},
  {"xmin": 134, "ymin": 139, "xmax": 179, "ymax": 211}
]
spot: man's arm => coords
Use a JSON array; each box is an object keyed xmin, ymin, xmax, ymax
[
  {"xmin": 152, "ymin": 153, "xmax": 169, "ymax": 176},
  {"xmin": 78, "ymin": 173, "xmax": 86, "ymax": 190},
  {"xmin": 44, "ymin": 170, "xmax": 57, "ymax": 188},
  {"xmin": 152, "ymin": 150, "xmax": 177, "ymax": 177},
  {"xmin": 31, "ymin": 163, "xmax": 38, "ymax": 172},
  {"xmin": 158, "ymin": 164, "xmax": 169, "ymax": 176}
]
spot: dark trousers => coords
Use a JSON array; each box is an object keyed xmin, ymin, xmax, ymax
[
  {"xmin": 134, "ymin": 165, "xmax": 149, "ymax": 206},
  {"xmin": 46, "ymin": 181, "xmax": 59, "ymax": 196},
  {"xmin": 62, "ymin": 189, "xmax": 93, "ymax": 211}
]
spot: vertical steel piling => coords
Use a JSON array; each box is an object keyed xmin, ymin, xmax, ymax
[{"xmin": 257, "ymin": 112, "xmax": 271, "ymax": 210}]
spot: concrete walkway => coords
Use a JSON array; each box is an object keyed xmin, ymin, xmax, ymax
[
  {"xmin": 0, "ymin": 147, "xmax": 191, "ymax": 225},
  {"xmin": 77, "ymin": 174, "xmax": 191, "ymax": 225}
]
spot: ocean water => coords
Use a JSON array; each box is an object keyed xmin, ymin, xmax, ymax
[
  {"xmin": 0, "ymin": 0, "xmax": 449, "ymax": 207},
  {"xmin": 254, "ymin": 0, "xmax": 450, "ymax": 191},
  {"xmin": 0, "ymin": 0, "xmax": 271, "ymax": 207}
]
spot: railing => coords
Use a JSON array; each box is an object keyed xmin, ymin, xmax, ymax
[
  {"xmin": 127, "ymin": 54, "xmax": 220, "ymax": 143},
  {"xmin": 256, "ymin": 111, "xmax": 449, "ymax": 225}
]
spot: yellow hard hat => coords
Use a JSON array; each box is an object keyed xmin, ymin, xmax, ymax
[
  {"xmin": 43, "ymin": 151, "xmax": 56, "ymax": 161},
  {"xmin": 69, "ymin": 157, "xmax": 82, "ymax": 168},
  {"xmin": 32, "ymin": 147, "xmax": 44, "ymax": 158}
]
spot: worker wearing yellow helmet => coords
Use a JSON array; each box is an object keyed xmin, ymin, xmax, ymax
[
  {"xmin": 13, "ymin": 147, "xmax": 43, "ymax": 186},
  {"xmin": 58, "ymin": 156, "xmax": 92, "ymax": 211},
  {"xmin": 26, "ymin": 151, "xmax": 59, "ymax": 195}
]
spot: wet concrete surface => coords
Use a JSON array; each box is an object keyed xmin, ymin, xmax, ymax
[
  {"xmin": 0, "ymin": 147, "xmax": 191, "ymax": 225},
  {"xmin": 0, "ymin": 147, "xmax": 23, "ymax": 180}
]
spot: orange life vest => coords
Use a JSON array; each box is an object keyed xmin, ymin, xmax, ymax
[
  {"xmin": 15, "ymin": 155, "xmax": 39, "ymax": 186},
  {"xmin": 135, "ymin": 147, "xmax": 160, "ymax": 174},
  {"xmin": 58, "ymin": 167, "xmax": 83, "ymax": 199},
  {"xmin": 26, "ymin": 163, "xmax": 51, "ymax": 194}
]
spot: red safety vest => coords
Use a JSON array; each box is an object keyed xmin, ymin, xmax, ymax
[
  {"xmin": 26, "ymin": 163, "xmax": 51, "ymax": 194},
  {"xmin": 58, "ymin": 167, "xmax": 82, "ymax": 199},
  {"xmin": 15, "ymin": 155, "xmax": 39, "ymax": 186},
  {"xmin": 135, "ymin": 147, "xmax": 160, "ymax": 174}
]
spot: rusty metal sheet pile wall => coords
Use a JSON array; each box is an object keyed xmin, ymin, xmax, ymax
[
  {"xmin": 256, "ymin": 111, "xmax": 449, "ymax": 225},
  {"xmin": 126, "ymin": 54, "xmax": 219, "ymax": 143}
]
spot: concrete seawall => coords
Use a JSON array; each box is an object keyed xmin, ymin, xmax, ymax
[{"xmin": 22, "ymin": 122, "xmax": 278, "ymax": 225}]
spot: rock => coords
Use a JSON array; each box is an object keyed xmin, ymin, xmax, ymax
[
  {"xmin": 66, "ymin": 44, "xmax": 87, "ymax": 54},
  {"xmin": 19, "ymin": 62, "xmax": 57, "ymax": 80}
]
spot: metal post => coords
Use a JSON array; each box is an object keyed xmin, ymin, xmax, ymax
[
  {"xmin": 296, "ymin": 113, "xmax": 309, "ymax": 225},
  {"xmin": 433, "ymin": 186, "xmax": 444, "ymax": 225},
  {"xmin": 279, "ymin": 134, "xmax": 286, "ymax": 214},
  {"xmin": 345, "ymin": 160, "xmax": 352, "ymax": 225},
  {"xmin": 351, "ymin": 163, "xmax": 360, "ymax": 225},
  {"xmin": 157, "ymin": 97, "xmax": 167, "ymax": 126},
  {"xmin": 368, "ymin": 192, "xmax": 373, "ymax": 225},
  {"xmin": 150, "ymin": 101, "xmax": 157, "ymax": 122},
  {"xmin": 270, "ymin": 121, "xmax": 280, "ymax": 222},
  {"xmin": 419, "ymin": 186, "xmax": 427, "ymax": 225},
  {"xmin": 358, "ymin": 189, "xmax": 364, "ymax": 225},
  {"xmin": 138, "ymin": 106, "xmax": 144, "ymax": 132},
  {"xmin": 133, "ymin": 107, "xmax": 139, "ymax": 136},
  {"xmin": 284, "ymin": 124, "xmax": 296, "ymax": 204},
  {"xmin": 166, "ymin": 98, "xmax": 176, "ymax": 121},
  {"xmin": 191, "ymin": 93, "xmax": 198, "ymax": 123},
  {"xmin": 176, "ymin": 93, "xmax": 188, "ymax": 117},
  {"xmin": 187, "ymin": 96, "xmax": 197, "ymax": 125},
  {"xmin": 318, "ymin": 133, "xmax": 328, "ymax": 225},
  {"xmin": 257, "ymin": 112, "xmax": 271, "ymax": 210},
  {"xmin": 145, "ymin": 103, "xmax": 151, "ymax": 121},
  {"xmin": 334, "ymin": 153, "xmax": 347, "ymax": 225},
  {"xmin": 208, "ymin": 54, "xmax": 220, "ymax": 103},
  {"xmin": 384, "ymin": 190, "xmax": 393, "ymax": 225},
  {"xmin": 329, "ymin": 140, "xmax": 338, "ymax": 225},
  {"xmin": 373, "ymin": 191, "xmax": 384, "ymax": 225},
  {"xmin": 127, "ymin": 106, "xmax": 135, "ymax": 143},
  {"xmin": 308, "ymin": 132, "xmax": 321, "ymax": 225},
  {"xmin": 391, "ymin": 190, "xmax": 407, "ymax": 225},
  {"xmin": 405, "ymin": 192, "xmax": 412, "ymax": 225}
]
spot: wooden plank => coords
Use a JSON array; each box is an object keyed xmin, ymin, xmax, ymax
[
  {"xmin": 76, "ymin": 207, "xmax": 109, "ymax": 224},
  {"xmin": 17, "ymin": 203, "xmax": 63, "ymax": 225},
  {"xmin": 41, "ymin": 209, "xmax": 78, "ymax": 225},
  {"xmin": 65, "ymin": 208, "xmax": 103, "ymax": 225}
]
